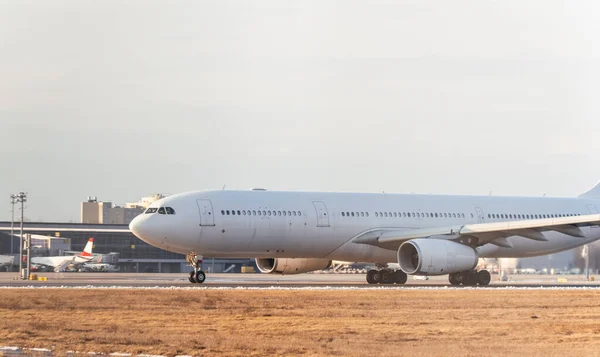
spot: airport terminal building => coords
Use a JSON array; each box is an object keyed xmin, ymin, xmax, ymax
[{"xmin": 0, "ymin": 221, "xmax": 253, "ymax": 273}]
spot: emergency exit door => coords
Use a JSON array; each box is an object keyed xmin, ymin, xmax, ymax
[
  {"xmin": 313, "ymin": 201, "xmax": 330, "ymax": 227},
  {"xmin": 196, "ymin": 199, "xmax": 215, "ymax": 226},
  {"xmin": 474, "ymin": 206, "xmax": 486, "ymax": 223}
]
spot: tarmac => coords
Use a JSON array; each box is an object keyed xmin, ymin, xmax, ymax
[{"xmin": 0, "ymin": 272, "xmax": 599, "ymax": 289}]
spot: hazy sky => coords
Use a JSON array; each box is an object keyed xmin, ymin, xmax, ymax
[{"xmin": 2, "ymin": 1, "xmax": 600, "ymax": 222}]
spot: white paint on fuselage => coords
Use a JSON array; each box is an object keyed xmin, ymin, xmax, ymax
[{"xmin": 129, "ymin": 190, "xmax": 600, "ymax": 264}]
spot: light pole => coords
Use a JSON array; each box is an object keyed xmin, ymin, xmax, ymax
[
  {"xmin": 9, "ymin": 194, "xmax": 17, "ymax": 256},
  {"xmin": 14, "ymin": 192, "xmax": 27, "ymax": 279}
]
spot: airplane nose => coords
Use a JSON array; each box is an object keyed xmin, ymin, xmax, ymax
[
  {"xmin": 129, "ymin": 215, "xmax": 152, "ymax": 242},
  {"xmin": 128, "ymin": 214, "xmax": 172, "ymax": 249},
  {"xmin": 129, "ymin": 215, "xmax": 142, "ymax": 237}
]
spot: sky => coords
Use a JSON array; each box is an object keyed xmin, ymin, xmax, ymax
[{"xmin": 1, "ymin": 1, "xmax": 600, "ymax": 222}]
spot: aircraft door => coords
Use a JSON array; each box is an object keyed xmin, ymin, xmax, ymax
[
  {"xmin": 313, "ymin": 201, "xmax": 330, "ymax": 227},
  {"xmin": 196, "ymin": 199, "xmax": 215, "ymax": 226},
  {"xmin": 474, "ymin": 206, "xmax": 485, "ymax": 223},
  {"xmin": 587, "ymin": 204, "xmax": 599, "ymax": 229}
]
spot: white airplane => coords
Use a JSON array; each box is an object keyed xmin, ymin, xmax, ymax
[
  {"xmin": 32, "ymin": 238, "xmax": 95, "ymax": 272},
  {"xmin": 129, "ymin": 182, "xmax": 600, "ymax": 286},
  {"xmin": 0, "ymin": 255, "xmax": 14, "ymax": 268}
]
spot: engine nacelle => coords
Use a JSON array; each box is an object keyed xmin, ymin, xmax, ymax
[
  {"xmin": 398, "ymin": 239, "xmax": 478, "ymax": 275},
  {"xmin": 255, "ymin": 258, "xmax": 332, "ymax": 275}
]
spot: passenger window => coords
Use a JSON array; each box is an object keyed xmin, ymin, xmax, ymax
[
  {"xmin": 262, "ymin": 211, "xmax": 266, "ymax": 216},
  {"xmin": 342, "ymin": 212, "xmax": 345, "ymax": 217},
  {"xmin": 283, "ymin": 211, "xmax": 287, "ymax": 216},
  {"xmin": 232, "ymin": 210, "xmax": 236, "ymax": 216},
  {"xmin": 237, "ymin": 210, "xmax": 241, "ymax": 215},
  {"xmin": 278, "ymin": 211, "xmax": 281, "ymax": 216},
  {"xmin": 221, "ymin": 210, "xmax": 225, "ymax": 215},
  {"xmin": 366, "ymin": 212, "xmax": 369, "ymax": 217},
  {"xmin": 243, "ymin": 210, "xmax": 246, "ymax": 215},
  {"xmin": 253, "ymin": 210, "xmax": 257, "ymax": 216},
  {"xmin": 361, "ymin": 212, "xmax": 364, "ymax": 217},
  {"xmin": 268, "ymin": 211, "xmax": 272, "ymax": 216},
  {"xmin": 258, "ymin": 211, "xmax": 261, "ymax": 216},
  {"xmin": 226, "ymin": 210, "xmax": 230, "ymax": 215},
  {"xmin": 293, "ymin": 211, "xmax": 297, "ymax": 216},
  {"xmin": 165, "ymin": 207, "xmax": 175, "ymax": 215}
]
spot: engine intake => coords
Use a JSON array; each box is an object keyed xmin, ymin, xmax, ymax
[
  {"xmin": 255, "ymin": 258, "xmax": 332, "ymax": 275},
  {"xmin": 398, "ymin": 239, "xmax": 478, "ymax": 275}
]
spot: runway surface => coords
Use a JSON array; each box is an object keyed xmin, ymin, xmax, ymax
[{"xmin": 0, "ymin": 272, "xmax": 599, "ymax": 289}]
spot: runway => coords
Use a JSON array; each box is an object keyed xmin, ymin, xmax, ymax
[{"xmin": 0, "ymin": 272, "xmax": 599, "ymax": 289}]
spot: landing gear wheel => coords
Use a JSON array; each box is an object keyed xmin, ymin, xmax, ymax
[
  {"xmin": 477, "ymin": 270, "xmax": 491, "ymax": 286},
  {"xmin": 195, "ymin": 270, "xmax": 206, "ymax": 284},
  {"xmin": 189, "ymin": 271, "xmax": 197, "ymax": 283},
  {"xmin": 366, "ymin": 269, "xmax": 379, "ymax": 284},
  {"xmin": 394, "ymin": 271, "xmax": 408, "ymax": 285},
  {"xmin": 462, "ymin": 271, "xmax": 478, "ymax": 286},
  {"xmin": 378, "ymin": 269, "xmax": 393, "ymax": 284},
  {"xmin": 449, "ymin": 273, "xmax": 460, "ymax": 286}
]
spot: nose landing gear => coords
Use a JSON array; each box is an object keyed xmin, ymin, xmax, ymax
[{"xmin": 187, "ymin": 254, "xmax": 206, "ymax": 284}]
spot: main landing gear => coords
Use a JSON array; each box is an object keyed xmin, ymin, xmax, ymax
[
  {"xmin": 366, "ymin": 268, "xmax": 408, "ymax": 285},
  {"xmin": 449, "ymin": 270, "xmax": 491, "ymax": 286},
  {"xmin": 187, "ymin": 254, "xmax": 206, "ymax": 284}
]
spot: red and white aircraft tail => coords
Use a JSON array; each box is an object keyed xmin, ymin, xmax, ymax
[{"xmin": 78, "ymin": 238, "xmax": 94, "ymax": 258}]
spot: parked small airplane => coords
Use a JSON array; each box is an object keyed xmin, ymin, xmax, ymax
[{"xmin": 32, "ymin": 238, "xmax": 95, "ymax": 272}]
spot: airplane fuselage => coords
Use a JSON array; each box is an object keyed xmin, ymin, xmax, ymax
[{"xmin": 130, "ymin": 190, "xmax": 600, "ymax": 263}]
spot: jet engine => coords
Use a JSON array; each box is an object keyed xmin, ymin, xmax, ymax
[
  {"xmin": 255, "ymin": 258, "xmax": 332, "ymax": 274},
  {"xmin": 398, "ymin": 239, "xmax": 478, "ymax": 275}
]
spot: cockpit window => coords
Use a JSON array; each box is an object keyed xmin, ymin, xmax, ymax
[
  {"xmin": 158, "ymin": 207, "xmax": 166, "ymax": 214},
  {"xmin": 145, "ymin": 208, "xmax": 158, "ymax": 214},
  {"xmin": 165, "ymin": 207, "xmax": 175, "ymax": 215}
]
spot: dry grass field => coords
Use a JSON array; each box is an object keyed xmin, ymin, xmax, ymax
[{"xmin": 1, "ymin": 289, "xmax": 600, "ymax": 356}]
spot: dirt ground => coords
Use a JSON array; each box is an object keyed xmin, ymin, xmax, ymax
[{"xmin": 1, "ymin": 288, "xmax": 600, "ymax": 357}]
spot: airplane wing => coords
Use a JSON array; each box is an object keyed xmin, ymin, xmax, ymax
[{"xmin": 352, "ymin": 213, "xmax": 600, "ymax": 250}]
